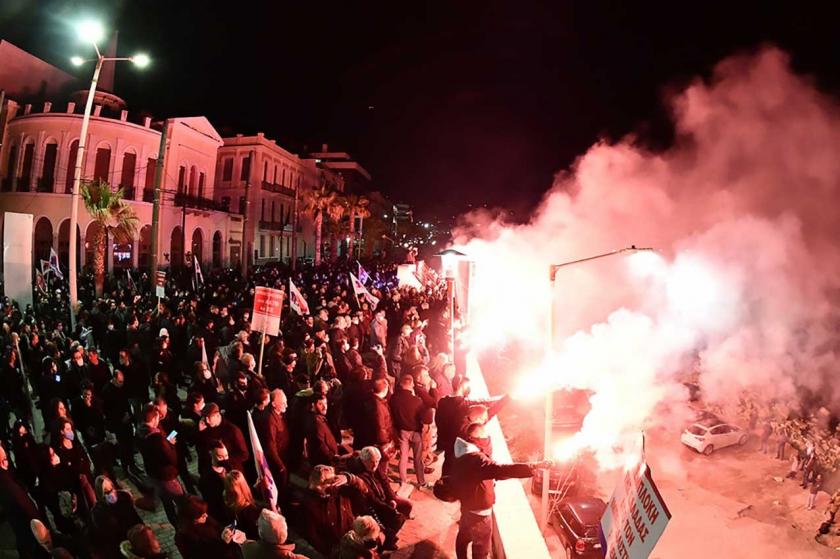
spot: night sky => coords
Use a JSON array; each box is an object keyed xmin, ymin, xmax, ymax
[{"xmin": 2, "ymin": 1, "xmax": 839, "ymax": 220}]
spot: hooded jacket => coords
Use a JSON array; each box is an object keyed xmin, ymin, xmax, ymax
[{"xmin": 451, "ymin": 437, "xmax": 534, "ymax": 513}]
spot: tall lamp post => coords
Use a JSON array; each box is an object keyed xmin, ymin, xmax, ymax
[
  {"xmin": 540, "ymin": 245, "xmax": 653, "ymax": 530},
  {"xmin": 67, "ymin": 19, "xmax": 149, "ymax": 329},
  {"xmin": 436, "ymin": 248, "xmax": 466, "ymax": 363}
]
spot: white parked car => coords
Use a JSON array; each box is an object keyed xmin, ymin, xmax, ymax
[{"xmin": 681, "ymin": 421, "xmax": 748, "ymax": 455}]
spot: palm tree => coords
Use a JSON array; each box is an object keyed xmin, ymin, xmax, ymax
[
  {"xmin": 301, "ymin": 184, "xmax": 340, "ymax": 266},
  {"xmin": 81, "ymin": 179, "xmax": 139, "ymax": 297},
  {"xmin": 343, "ymin": 194, "xmax": 371, "ymax": 259}
]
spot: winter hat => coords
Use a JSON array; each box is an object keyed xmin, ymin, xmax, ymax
[
  {"xmin": 257, "ymin": 509, "xmax": 289, "ymax": 545},
  {"xmin": 158, "ymin": 328, "xmax": 169, "ymax": 338},
  {"xmin": 352, "ymin": 515, "xmax": 381, "ymax": 542}
]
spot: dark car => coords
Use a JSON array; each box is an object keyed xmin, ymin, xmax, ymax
[{"xmin": 552, "ymin": 496, "xmax": 606, "ymax": 559}]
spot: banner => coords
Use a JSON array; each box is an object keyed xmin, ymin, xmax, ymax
[
  {"xmin": 349, "ymin": 272, "xmax": 380, "ymax": 309},
  {"xmin": 35, "ymin": 269, "xmax": 47, "ymax": 294},
  {"xmin": 251, "ymin": 286, "xmax": 283, "ymax": 336},
  {"xmin": 3, "ymin": 212, "xmax": 33, "ymax": 309},
  {"xmin": 247, "ymin": 411, "xmax": 278, "ymax": 511},
  {"xmin": 289, "ymin": 279, "xmax": 310, "ymax": 315},
  {"xmin": 600, "ymin": 463, "xmax": 671, "ymax": 559},
  {"xmin": 155, "ymin": 270, "xmax": 166, "ymax": 298}
]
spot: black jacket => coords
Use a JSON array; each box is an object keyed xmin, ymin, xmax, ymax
[
  {"xmin": 306, "ymin": 413, "xmax": 339, "ymax": 466},
  {"xmin": 137, "ymin": 424, "xmax": 179, "ymax": 481},
  {"xmin": 451, "ymin": 437, "xmax": 533, "ymax": 512},
  {"xmin": 197, "ymin": 418, "xmax": 249, "ymax": 473},
  {"xmin": 389, "ymin": 389, "xmax": 426, "ymax": 432},
  {"xmin": 354, "ymin": 394, "xmax": 393, "ymax": 449}
]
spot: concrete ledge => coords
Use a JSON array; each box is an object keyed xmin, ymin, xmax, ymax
[{"xmin": 466, "ymin": 352, "xmax": 552, "ymax": 559}]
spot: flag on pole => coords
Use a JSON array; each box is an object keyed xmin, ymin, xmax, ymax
[
  {"xmin": 247, "ymin": 411, "xmax": 278, "ymax": 511},
  {"xmin": 200, "ymin": 339, "xmax": 209, "ymax": 367},
  {"xmin": 358, "ymin": 262, "xmax": 370, "ymax": 285},
  {"xmin": 349, "ymin": 272, "xmax": 380, "ymax": 309},
  {"xmin": 193, "ymin": 254, "xmax": 204, "ymax": 289},
  {"xmin": 289, "ymin": 279, "xmax": 310, "ymax": 315},
  {"xmin": 35, "ymin": 269, "xmax": 47, "ymax": 294},
  {"xmin": 49, "ymin": 248, "xmax": 63, "ymax": 279},
  {"xmin": 40, "ymin": 259, "xmax": 51, "ymax": 278},
  {"xmin": 126, "ymin": 269, "xmax": 136, "ymax": 292}
]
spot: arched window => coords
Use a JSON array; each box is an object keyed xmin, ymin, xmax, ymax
[
  {"xmin": 19, "ymin": 142, "xmax": 34, "ymax": 191},
  {"xmin": 138, "ymin": 225, "xmax": 152, "ymax": 269},
  {"xmin": 212, "ymin": 231, "xmax": 222, "ymax": 268},
  {"xmin": 120, "ymin": 150, "xmax": 137, "ymax": 195},
  {"xmin": 3, "ymin": 144, "xmax": 17, "ymax": 191},
  {"xmin": 40, "ymin": 142, "xmax": 58, "ymax": 192},
  {"xmin": 192, "ymin": 228, "xmax": 203, "ymax": 262},
  {"xmin": 65, "ymin": 140, "xmax": 79, "ymax": 193},
  {"xmin": 93, "ymin": 146, "xmax": 111, "ymax": 182},
  {"xmin": 198, "ymin": 172, "xmax": 206, "ymax": 199},
  {"xmin": 170, "ymin": 227, "xmax": 183, "ymax": 268},
  {"xmin": 189, "ymin": 165, "xmax": 197, "ymax": 197},
  {"xmin": 33, "ymin": 217, "xmax": 53, "ymax": 262}
]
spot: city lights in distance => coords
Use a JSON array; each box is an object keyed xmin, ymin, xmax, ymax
[{"xmin": 76, "ymin": 19, "xmax": 105, "ymax": 45}]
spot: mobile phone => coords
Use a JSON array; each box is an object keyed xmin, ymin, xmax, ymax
[{"xmin": 166, "ymin": 430, "xmax": 177, "ymax": 442}]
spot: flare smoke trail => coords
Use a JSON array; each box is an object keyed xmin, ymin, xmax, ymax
[{"xmin": 452, "ymin": 47, "xmax": 840, "ymax": 468}]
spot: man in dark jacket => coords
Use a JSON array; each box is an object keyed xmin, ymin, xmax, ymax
[
  {"xmin": 390, "ymin": 374, "xmax": 431, "ymax": 488},
  {"xmin": 253, "ymin": 389, "xmax": 290, "ymax": 492},
  {"xmin": 136, "ymin": 404, "xmax": 184, "ymax": 526},
  {"xmin": 102, "ymin": 370, "xmax": 140, "ymax": 474},
  {"xmin": 197, "ymin": 403, "xmax": 250, "ymax": 473},
  {"xmin": 354, "ymin": 378, "xmax": 394, "ymax": 477},
  {"xmin": 0, "ymin": 443, "xmax": 43, "ymax": 558},
  {"xmin": 451, "ymin": 423, "xmax": 549, "ymax": 559},
  {"xmin": 306, "ymin": 394, "xmax": 350, "ymax": 467}
]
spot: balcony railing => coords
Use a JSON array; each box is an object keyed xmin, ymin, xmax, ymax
[
  {"xmin": 174, "ymin": 192, "xmax": 221, "ymax": 211},
  {"xmin": 261, "ymin": 181, "xmax": 296, "ymax": 197},
  {"xmin": 120, "ymin": 186, "xmax": 136, "ymax": 200},
  {"xmin": 258, "ymin": 220, "xmax": 286, "ymax": 231},
  {"xmin": 17, "ymin": 176, "xmax": 31, "ymax": 192},
  {"xmin": 142, "ymin": 189, "xmax": 154, "ymax": 202}
]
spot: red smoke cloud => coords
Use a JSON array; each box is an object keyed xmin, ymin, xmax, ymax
[{"xmin": 452, "ymin": 47, "xmax": 840, "ymax": 467}]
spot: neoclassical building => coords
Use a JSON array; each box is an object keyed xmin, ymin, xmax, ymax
[{"xmin": 0, "ymin": 95, "xmax": 241, "ymax": 274}]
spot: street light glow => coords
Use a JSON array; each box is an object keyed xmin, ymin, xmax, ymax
[
  {"xmin": 132, "ymin": 53, "xmax": 151, "ymax": 68},
  {"xmin": 70, "ymin": 56, "xmax": 85, "ymax": 66},
  {"xmin": 76, "ymin": 19, "xmax": 105, "ymax": 45}
]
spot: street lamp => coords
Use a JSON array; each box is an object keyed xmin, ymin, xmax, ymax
[
  {"xmin": 436, "ymin": 248, "xmax": 467, "ymax": 362},
  {"xmin": 67, "ymin": 19, "xmax": 149, "ymax": 328},
  {"xmin": 540, "ymin": 245, "xmax": 654, "ymax": 530}
]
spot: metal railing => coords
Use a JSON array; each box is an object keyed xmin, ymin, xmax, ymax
[
  {"xmin": 174, "ymin": 192, "xmax": 221, "ymax": 211},
  {"xmin": 260, "ymin": 181, "xmax": 296, "ymax": 197}
]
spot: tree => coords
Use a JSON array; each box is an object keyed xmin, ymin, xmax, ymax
[
  {"xmin": 301, "ymin": 184, "xmax": 341, "ymax": 266},
  {"xmin": 343, "ymin": 194, "xmax": 371, "ymax": 260},
  {"xmin": 81, "ymin": 179, "xmax": 138, "ymax": 297}
]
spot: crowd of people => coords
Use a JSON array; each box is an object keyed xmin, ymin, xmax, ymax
[{"xmin": 0, "ymin": 258, "xmax": 548, "ymax": 559}]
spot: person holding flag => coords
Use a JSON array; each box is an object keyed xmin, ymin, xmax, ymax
[
  {"xmin": 193, "ymin": 253, "xmax": 205, "ymax": 290},
  {"xmin": 247, "ymin": 409, "xmax": 278, "ymax": 512},
  {"xmin": 349, "ymin": 272, "xmax": 380, "ymax": 310},
  {"xmin": 358, "ymin": 262, "xmax": 371, "ymax": 285},
  {"xmin": 289, "ymin": 279, "xmax": 310, "ymax": 316}
]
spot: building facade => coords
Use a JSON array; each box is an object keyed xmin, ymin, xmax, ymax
[{"xmin": 0, "ymin": 96, "xmax": 238, "ymax": 274}]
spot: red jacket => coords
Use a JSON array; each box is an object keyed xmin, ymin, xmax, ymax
[{"xmin": 451, "ymin": 437, "xmax": 534, "ymax": 512}]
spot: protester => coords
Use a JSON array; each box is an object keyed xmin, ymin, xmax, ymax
[
  {"xmin": 336, "ymin": 515, "xmax": 384, "ymax": 559},
  {"xmin": 241, "ymin": 509, "xmax": 307, "ymax": 559},
  {"xmin": 90, "ymin": 474, "xmax": 143, "ymax": 559},
  {"xmin": 136, "ymin": 403, "xmax": 184, "ymax": 526},
  {"xmin": 223, "ymin": 469, "xmax": 264, "ymax": 540}
]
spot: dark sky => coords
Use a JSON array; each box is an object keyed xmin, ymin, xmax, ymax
[{"xmin": 2, "ymin": 1, "xmax": 840, "ymax": 220}]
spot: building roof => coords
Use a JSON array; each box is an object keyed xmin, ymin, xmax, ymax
[{"xmin": 0, "ymin": 40, "xmax": 77, "ymax": 100}]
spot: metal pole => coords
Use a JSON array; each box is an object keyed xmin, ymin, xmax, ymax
[
  {"xmin": 446, "ymin": 275, "xmax": 455, "ymax": 363},
  {"xmin": 291, "ymin": 184, "xmax": 298, "ymax": 270},
  {"xmin": 257, "ymin": 332, "xmax": 266, "ymax": 379},
  {"xmin": 241, "ymin": 151, "xmax": 254, "ymax": 278},
  {"xmin": 68, "ymin": 55, "xmax": 105, "ymax": 329},
  {"xmin": 149, "ymin": 119, "xmax": 168, "ymax": 288},
  {"xmin": 540, "ymin": 268, "xmax": 555, "ymax": 531}
]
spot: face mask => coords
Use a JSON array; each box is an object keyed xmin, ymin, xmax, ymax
[
  {"xmin": 64, "ymin": 430, "xmax": 75, "ymax": 442},
  {"xmin": 105, "ymin": 492, "xmax": 118, "ymax": 505},
  {"xmin": 215, "ymin": 460, "xmax": 231, "ymax": 471}
]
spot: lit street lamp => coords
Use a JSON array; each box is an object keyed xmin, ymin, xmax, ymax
[
  {"xmin": 67, "ymin": 19, "xmax": 149, "ymax": 328},
  {"xmin": 540, "ymin": 245, "xmax": 654, "ymax": 530},
  {"xmin": 436, "ymin": 248, "xmax": 467, "ymax": 362}
]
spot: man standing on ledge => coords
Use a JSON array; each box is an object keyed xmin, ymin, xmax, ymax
[{"xmin": 451, "ymin": 422, "xmax": 552, "ymax": 559}]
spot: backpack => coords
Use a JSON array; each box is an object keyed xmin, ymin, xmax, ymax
[{"xmin": 433, "ymin": 475, "xmax": 459, "ymax": 502}]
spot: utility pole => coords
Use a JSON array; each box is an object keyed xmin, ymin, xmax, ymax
[
  {"xmin": 291, "ymin": 183, "xmax": 298, "ymax": 270},
  {"xmin": 149, "ymin": 119, "xmax": 168, "ymax": 288},
  {"xmin": 241, "ymin": 150, "xmax": 254, "ymax": 278}
]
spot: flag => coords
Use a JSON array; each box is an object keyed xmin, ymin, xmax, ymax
[
  {"xmin": 126, "ymin": 269, "xmax": 136, "ymax": 292},
  {"xmin": 247, "ymin": 411, "xmax": 278, "ymax": 511},
  {"xmin": 289, "ymin": 279, "xmax": 310, "ymax": 315},
  {"xmin": 200, "ymin": 339, "xmax": 209, "ymax": 367},
  {"xmin": 35, "ymin": 269, "xmax": 47, "ymax": 294},
  {"xmin": 349, "ymin": 272, "xmax": 380, "ymax": 309},
  {"xmin": 193, "ymin": 254, "xmax": 204, "ymax": 289},
  {"xmin": 40, "ymin": 260, "xmax": 51, "ymax": 278},
  {"xmin": 414, "ymin": 260, "xmax": 438, "ymax": 286},
  {"xmin": 49, "ymin": 247, "xmax": 63, "ymax": 279},
  {"xmin": 358, "ymin": 262, "xmax": 370, "ymax": 285}
]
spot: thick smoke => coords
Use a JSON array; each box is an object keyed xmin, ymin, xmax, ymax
[{"xmin": 452, "ymin": 47, "xmax": 840, "ymax": 468}]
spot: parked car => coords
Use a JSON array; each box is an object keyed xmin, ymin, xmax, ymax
[
  {"xmin": 552, "ymin": 496, "xmax": 606, "ymax": 559},
  {"xmin": 681, "ymin": 421, "xmax": 748, "ymax": 455}
]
